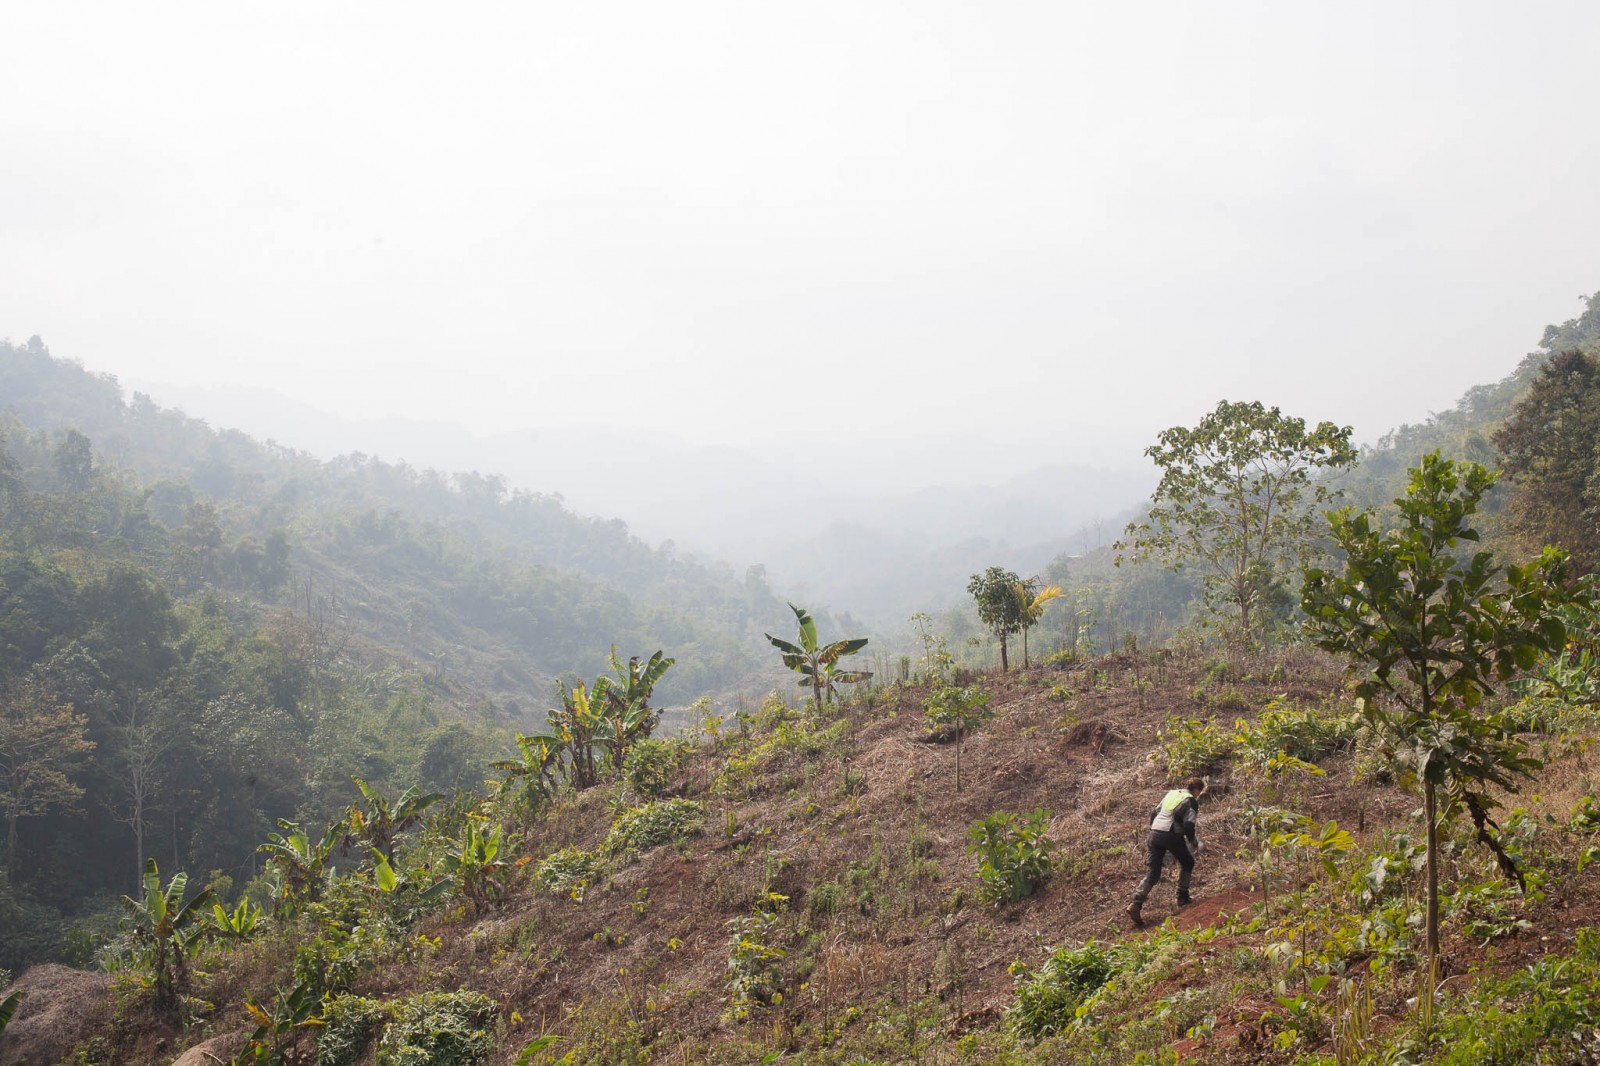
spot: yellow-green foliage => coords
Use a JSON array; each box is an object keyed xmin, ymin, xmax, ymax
[
  {"xmin": 536, "ymin": 846, "xmax": 600, "ymax": 901},
  {"xmin": 376, "ymin": 990, "xmax": 496, "ymax": 1066},
  {"xmin": 712, "ymin": 717, "xmax": 849, "ymax": 800},
  {"xmin": 603, "ymin": 798, "xmax": 706, "ymax": 857},
  {"xmin": 1232, "ymin": 698, "xmax": 1354, "ymax": 775},
  {"xmin": 1158, "ymin": 716, "xmax": 1235, "ymax": 777},
  {"xmin": 316, "ymin": 994, "xmax": 386, "ymax": 1066}
]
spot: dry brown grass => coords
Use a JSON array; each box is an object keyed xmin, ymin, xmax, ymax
[
  {"xmin": 0, "ymin": 964, "xmax": 113, "ymax": 1066},
  {"xmin": 52, "ymin": 646, "xmax": 1600, "ymax": 1064}
]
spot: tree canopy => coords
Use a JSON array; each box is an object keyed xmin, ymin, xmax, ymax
[
  {"xmin": 1493, "ymin": 348, "xmax": 1600, "ymax": 572},
  {"xmin": 967, "ymin": 567, "xmax": 1025, "ymax": 672},
  {"xmin": 1117, "ymin": 399, "xmax": 1356, "ymax": 646}
]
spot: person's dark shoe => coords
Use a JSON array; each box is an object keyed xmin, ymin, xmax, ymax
[
  {"xmin": 1176, "ymin": 895, "xmax": 1193, "ymax": 908},
  {"xmin": 1126, "ymin": 901, "xmax": 1144, "ymax": 928}
]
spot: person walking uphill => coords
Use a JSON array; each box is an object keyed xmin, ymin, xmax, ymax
[{"xmin": 1126, "ymin": 777, "xmax": 1207, "ymax": 928}]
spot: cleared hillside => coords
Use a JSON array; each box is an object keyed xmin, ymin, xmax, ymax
[{"xmin": 8, "ymin": 647, "xmax": 1598, "ymax": 1065}]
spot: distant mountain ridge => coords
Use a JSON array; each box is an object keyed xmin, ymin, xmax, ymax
[
  {"xmin": 0, "ymin": 336, "xmax": 792, "ymax": 710},
  {"xmin": 108, "ymin": 374, "xmax": 1154, "ymax": 629}
]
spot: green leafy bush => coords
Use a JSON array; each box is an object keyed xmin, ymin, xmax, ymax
[
  {"xmin": 1008, "ymin": 941, "xmax": 1120, "ymax": 1039},
  {"xmin": 1158, "ymin": 716, "xmax": 1235, "ymax": 777},
  {"xmin": 536, "ymin": 847, "xmax": 600, "ymax": 902},
  {"xmin": 967, "ymin": 810, "xmax": 1055, "ymax": 904},
  {"xmin": 1503, "ymin": 695, "xmax": 1600, "ymax": 734},
  {"xmin": 1233, "ymin": 699, "xmax": 1352, "ymax": 767},
  {"xmin": 805, "ymin": 880, "xmax": 841, "ymax": 919},
  {"xmin": 1429, "ymin": 928, "xmax": 1600, "ymax": 1064},
  {"xmin": 377, "ymin": 990, "xmax": 496, "ymax": 1066},
  {"xmin": 317, "ymin": 994, "xmax": 386, "ymax": 1066},
  {"xmin": 724, "ymin": 910, "xmax": 785, "ymax": 1021},
  {"xmin": 711, "ymin": 718, "xmax": 848, "ymax": 799},
  {"xmin": 603, "ymin": 798, "xmax": 706, "ymax": 857},
  {"xmin": 623, "ymin": 737, "xmax": 685, "ymax": 796}
]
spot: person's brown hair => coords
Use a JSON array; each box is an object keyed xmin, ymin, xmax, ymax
[{"xmin": 1183, "ymin": 777, "xmax": 1207, "ymax": 797}]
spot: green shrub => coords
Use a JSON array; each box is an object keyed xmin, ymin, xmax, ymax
[
  {"xmin": 711, "ymin": 719, "xmax": 849, "ymax": 799},
  {"xmin": 623, "ymin": 738, "xmax": 684, "ymax": 796},
  {"xmin": 1159, "ymin": 716, "xmax": 1235, "ymax": 777},
  {"xmin": 1008, "ymin": 941, "xmax": 1120, "ymax": 1040},
  {"xmin": 1503, "ymin": 695, "xmax": 1600, "ymax": 734},
  {"xmin": 1233, "ymin": 699, "xmax": 1353, "ymax": 771},
  {"xmin": 724, "ymin": 911, "xmax": 785, "ymax": 1021},
  {"xmin": 603, "ymin": 798, "xmax": 706, "ymax": 857},
  {"xmin": 967, "ymin": 810, "xmax": 1055, "ymax": 904},
  {"xmin": 317, "ymin": 994, "xmax": 386, "ymax": 1066},
  {"xmin": 536, "ymin": 847, "xmax": 600, "ymax": 901},
  {"xmin": 377, "ymin": 990, "xmax": 496, "ymax": 1066},
  {"xmin": 805, "ymin": 881, "xmax": 842, "ymax": 919},
  {"xmin": 1429, "ymin": 928, "xmax": 1600, "ymax": 1065},
  {"xmin": 1570, "ymin": 795, "xmax": 1600, "ymax": 834}
]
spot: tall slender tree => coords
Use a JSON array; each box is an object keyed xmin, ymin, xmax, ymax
[{"xmin": 1302, "ymin": 452, "xmax": 1577, "ymax": 972}]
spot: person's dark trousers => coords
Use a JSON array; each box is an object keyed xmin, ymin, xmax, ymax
[{"xmin": 1133, "ymin": 829, "xmax": 1194, "ymax": 904}]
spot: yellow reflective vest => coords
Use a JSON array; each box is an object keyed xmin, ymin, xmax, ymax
[{"xmin": 1149, "ymin": 789, "xmax": 1194, "ymax": 833}]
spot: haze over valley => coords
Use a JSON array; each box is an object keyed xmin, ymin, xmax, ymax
[{"xmin": 6, "ymin": 4, "xmax": 1600, "ymax": 1064}]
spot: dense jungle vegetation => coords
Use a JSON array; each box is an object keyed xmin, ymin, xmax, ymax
[
  {"xmin": 4, "ymin": 288, "xmax": 1600, "ymax": 1065},
  {"xmin": 0, "ymin": 340, "xmax": 812, "ymax": 973}
]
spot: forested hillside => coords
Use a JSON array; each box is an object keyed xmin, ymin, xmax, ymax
[
  {"xmin": 0, "ymin": 337, "xmax": 796, "ymax": 704},
  {"xmin": 0, "ymin": 338, "xmax": 805, "ymax": 971}
]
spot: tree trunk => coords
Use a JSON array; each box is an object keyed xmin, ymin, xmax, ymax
[
  {"xmin": 134, "ymin": 805, "xmax": 144, "ymax": 892},
  {"xmin": 999, "ymin": 635, "xmax": 1009, "ymax": 673},
  {"xmin": 1425, "ymin": 776, "xmax": 1440, "ymax": 970},
  {"xmin": 1022, "ymin": 627, "xmax": 1030, "ymax": 669}
]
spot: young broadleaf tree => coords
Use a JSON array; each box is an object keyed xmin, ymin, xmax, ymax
[
  {"xmin": 1117, "ymin": 399, "xmax": 1356, "ymax": 647},
  {"xmin": 765, "ymin": 603, "xmax": 871, "ymax": 712},
  {"xmin": 967, "ymin": 567, "xmax": 1025, "ymax": 672},
  {"xmin": 1301, "ymin": 452, "xmax": 1578, "ymax": 972}
]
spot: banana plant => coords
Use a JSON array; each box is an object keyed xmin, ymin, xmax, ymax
[
  {"xmin": 595, "ymin": 648, "xmax": 674, "ymax": 770},
  {"xmin": 605, "ymin": 648, "xmax": 672, "ymax": 726},
  {"xmin": 765, "ymin": 603, "xmax": 871, "ymax": 712},
  {"xmin": 257, "ymin": 820, "xmax": 340, "ymax": 914},
  {"xmin": 242, "ymin": 973, "xmax": 323, "ymax": 1065},
  {"xmin": 493, "ymin": 729, "xmax": 566, "ymax": 803},
  {"xmin": 549, "ymin": 679, "xmax": 613, "ymax": 789},
  {"xmin": 367, "ymin": 847, "xmax": 451, "ymax": 906},
  {"xmin": 119, "ymin": 859, "xmax": 215, "ymax": 1009},
  {"xmin": 441, "ymin": 819, "xmax": 512, "ymax": 914},
  {"xmin": 344, "ymin": 778, "xmax": 444, "ymax": 855},
  {"xmin": 208, "ymin": 897, "xmax": 264, "ymax": 940},
  {"xmin": 595, "ymin": 698, "xmax": 653, "ymax": 774},
  {"xmin": 525, "ymin": 650, "xmax": 679, "ymax": 793}
]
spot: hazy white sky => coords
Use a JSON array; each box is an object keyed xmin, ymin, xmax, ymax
[{"xmin": 4, "ymin": 1, "xmax": 1599, "ymax": 466}]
